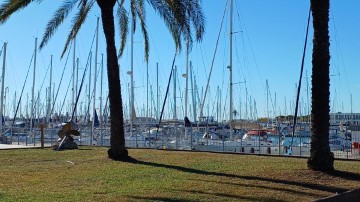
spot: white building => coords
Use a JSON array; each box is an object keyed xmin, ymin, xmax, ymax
[{"xmin": 330, "ymin": 112, "xmax": 360, "ymax": 125}]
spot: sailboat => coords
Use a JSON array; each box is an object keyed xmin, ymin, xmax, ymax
[
  {"xmin": 124, "ymin": 14, "xmax": 157, "ymax": 148},
  {"xmin": 0, "ymin": 42, "xmax": 6, "ymax": 138}
]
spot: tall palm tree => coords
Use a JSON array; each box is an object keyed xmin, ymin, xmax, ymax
[
  {"xmin": 0, "ymin": 0, "xmax": 205, "ymax": 160},
  {"xmin": 307, "ymin": 0, "xmax": 334, "ymax": 172}
]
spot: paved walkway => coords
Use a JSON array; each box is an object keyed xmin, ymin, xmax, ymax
[{"xmin": 0, "ymin": 144, "xmax": 39, "ymax": 149}]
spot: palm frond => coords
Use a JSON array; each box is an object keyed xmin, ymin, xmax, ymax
[
  {"xmin": 146, "ymin": 0, "xmax": 205, "ymax": 52},
  {"xmin": 136, "ymin": 0, "xmax": 149, "ymax": 62},
  {"xmin": 188, "ymin": 0, "xmax": 205, "ymax": 41},
  {"xmin": 167, "ymin": 0, "xmax": 190, "ymax": 51},
  {"xmin": 130, "ymin": 0, "xmax": 136, "ymax": 33},
  {"xmin": 39, "ymin": 0, "xmax": 79, "ymax": 49},
  {"xmin": 116, "ymin": 4, "xmax": 128, "ymax": 58},
  {"xmin": 175, "ymin": 0, "xmax": 205, "ymax": 52},
  {"xmin": 147, "ymin": 0, "xmax": 182, "ymax": 51},
  {"xmin": 79, "ymin": 0, "xmax": 88, "ymax": 8},
  {"xmin": 167, "ymin": 0, "xmax": 188, "ymax": 30},
  {"xmin": 183, "ymin": 0, "xmax": 193, "ymax": 52},
  {"xmin": 0, "ymin": 0, "xmax": 43, "ymax": 24},
  {"xmin": 61, "ymin": 0, "xmax": 94, "ymax": 57}
]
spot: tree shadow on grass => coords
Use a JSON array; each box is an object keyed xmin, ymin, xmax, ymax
[
  {"xmin": 124, "ymin": 157, "xmax": 350, "ymax": 194},
  {"xmin": 179, "ymin": 189, "xmax": 287, "ymax": 202},
  {"xmin": 185, "ymin": 178, "xmax": 323, "ymax": 198},
  {"xmin": 127, "ymin": 196, "xmax": 196, "ymax": 202},
  {"xmin": 327, "ymin": 170, "xmax": 360, "ymax": 181},
  {"xmin": 128, "ymin": 193, "xmax": 285, "ymax": 202}
]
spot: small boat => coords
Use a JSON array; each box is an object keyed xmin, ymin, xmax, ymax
[{"xmin": 242, "ymin": 129, "xmax": 269, "ymax": 142}]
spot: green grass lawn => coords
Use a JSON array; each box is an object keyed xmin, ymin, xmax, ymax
[{"xmin": 0, "ymin": 146, "xmax": 359, "ymax": 201}]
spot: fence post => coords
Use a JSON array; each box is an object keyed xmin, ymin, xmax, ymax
[{"xmin": 40, "ymin": 123, "xmax": 45, "ymax": 148}]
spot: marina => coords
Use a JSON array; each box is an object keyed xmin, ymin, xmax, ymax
[
  {"xmin": 2, "ymin": 1, "xmax": 360, "ymax": 201},
  {"xmin": 0, "ymin": 1, "xmax": 360, "ymax": 162},
  {"xmin": 1, "ymin": 118, "xmax": 359, "ymax": 160}
]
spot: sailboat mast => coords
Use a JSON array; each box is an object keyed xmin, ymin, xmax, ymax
[
  {"xmin": 306, "ymin": 71, "xmax": 310, "ymax": 123},
  {"xmin": 156, "ymin": 62, "xmax": 159, "ymax": 120},
  {"xmin": 184, "ymin": 41, "xmax": 189, "ymax": 140},
  {"xmin": 88, "ymin": 52, "xmax": 92, "ymax": 122},
  {"xmin": 229, "ymin": 0, "xmax": 234, "ymax": 138},
  {"xmin": 14, "ymin": 92, "xmax": 17, "ymax": 120},
  {"xmin": 146, "ymin": 63, "xmax": 149, "ymax": 118},
  {"xmin": 37, "ymin": 91, "xmax": 40, "ymax": 121},
  {"xmin": 150, "ymin": 84, "xmax": 153, "ymax": 118},
  {"xmin": 239, "ymin": 96, "xmax": 242, "ymax": 121},
  {"xmin": 72, "ymin": 38, "xmax": 76, "ymax": 119},
  {"xmin": 274, "ymin": 92, "xmax": 277, "ymax": 119},
  {"xmin": 243, "ymin": 88, "xmax": 246, "ymax": 120},
  {"xmin": 219, "ymin": 88, "xmax": 222, "ymax": 122},
  {"xmin": 0, "ymin": 42, "xmax": 6, "ymax": 136},
  {"xmin": 100, "ymin": 54, "xmax": 104, "ymax": 145},
  {"xmin": 216, "ymin": 86, "xmax": 219, "ymax": 122},
  {"xmin": 173, "ymin": 65, "xmax": 177, "ymax": 120},
  {"xmin": 25, "ymin": 93, "xmax": 27, "ymax": 119},
  {"xmin": 190, "ymin": 62, "xmax": 196, "ymax": 121},
  {"xmin": 130, "ymin": 15, "xmax": 134, "ymax": 137},
  {"xmin": 47, "ymin": 55, "xmax": 52, "ymax": 124},
  {"xmin": 127, "ymin": 83, "xmax": 130, "ymax": 120},
  {"xmin": 91, "ymin": 17, "xmax": 100, "ymax": 145},
  {"xmin": 266, "ymin": 79, "xmax": 269, "ymax": 125},
  {"xmin": 31, "ymin": 38, "xmax": 37, "ymax": 146},
  {"xmin": 194, "ymin": 75, "xmax": 198, "ymax": 122},
  {"xmin": 4, "ymin": 87, "xmax": 8, "ymax": 122},
  {"xmin": 146, "ymin": 62, "xmax": 149, "ymax": 138},
  {"xmin": 75, "ymin": 57, "xmax": 79, "ymax": 120}
]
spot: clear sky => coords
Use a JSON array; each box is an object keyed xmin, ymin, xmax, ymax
[{"xmin": 1, "ymin": 1, "xmax": 360, "ymax": 121}]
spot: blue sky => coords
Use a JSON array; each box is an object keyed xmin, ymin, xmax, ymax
[{"xmin": 1, "ymin": 1, "xmax": 360, "ymax": 121}]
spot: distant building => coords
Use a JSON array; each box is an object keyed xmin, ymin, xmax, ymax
[{"xmin": 330, "ymin": 112, "xmax": 360, "ymax": 125}]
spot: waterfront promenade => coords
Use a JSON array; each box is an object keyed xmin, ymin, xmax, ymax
[{"xmin": 0, "ymin": 144, "xmax": 38, "ymax": 149}]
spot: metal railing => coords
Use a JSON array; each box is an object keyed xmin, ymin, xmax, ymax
[{"xmin": 1, "ymin": 126, "xmax": 359, "ymax": 160}]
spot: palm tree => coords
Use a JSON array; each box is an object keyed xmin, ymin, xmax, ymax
[
  {"xmin": 307, "ymin": 0, "xmax": 334, "ymax": 171},
  {"xmin": 0, "ymin": 0, "xmax": 205, "ymax": 160}
]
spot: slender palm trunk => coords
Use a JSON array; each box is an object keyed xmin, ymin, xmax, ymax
[
  {"xmin": 307, "ymin": 0, "xmax": 334, "ymax": 172},
  {"xmin": 97, "ymin": 0, "xmax": 128, "ymax": 160}
]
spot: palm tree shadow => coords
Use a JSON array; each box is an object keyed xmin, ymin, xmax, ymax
[
  {"xmin": 327, "ymin": 170, "xmax": 360, "ymax": 181},
  {"xmin": 127, "ymin": 196, "xmax": 195, "ymax": 202},
  {"xmin": 179, "ymin": 189, "xmax": 287, "ymax": 202},
  {"xmin": 124, "ymin": 157, "xmax": 350, "ymax": 193},
  {"xmin": 184, "ymin": 178, "xmax": 323, "ymax": 198}
]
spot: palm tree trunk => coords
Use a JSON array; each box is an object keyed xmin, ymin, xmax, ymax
[
  {"xmin": 97, "ymin": 0, "xmax": 128, "ymax": 160},
  {"xmin": 307, "ymin": 0, "xmax": 334, "ymax": 172}
]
